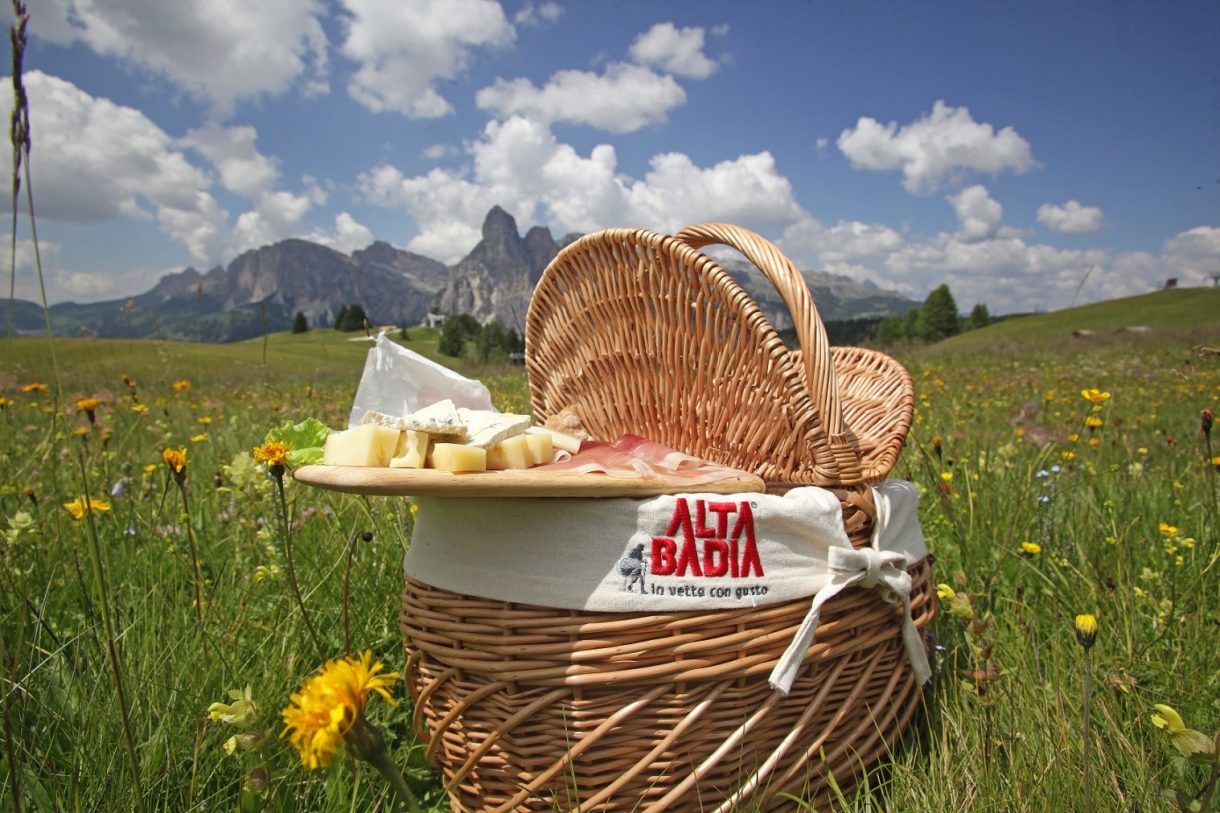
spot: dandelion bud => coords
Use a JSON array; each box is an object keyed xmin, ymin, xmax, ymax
[
  {"xmin": 1202, "ymin": 407, "xmax": 1214, "ymax": 439},
  {"xmin": 245, "ymin": 768, "xmax": 270, "ymax": 794},
  {"xmin": 1074, "ymin": 613, "xmax": 1098, "ymax": 650}
]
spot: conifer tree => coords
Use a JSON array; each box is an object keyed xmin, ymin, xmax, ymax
[{"xmin": 918, "ymin": 284, "xmax": 961, "ymax": 343}]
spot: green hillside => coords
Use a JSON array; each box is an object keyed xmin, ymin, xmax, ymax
[{"xmin": 929, "ymin": 287, "xmax": 1220, "ymax": 356}]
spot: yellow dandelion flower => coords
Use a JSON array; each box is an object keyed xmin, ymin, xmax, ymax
[
  {"xmin": 63, "ymin": 497, "xmax": 111, "ymax": 521},
  {"xmin": 1020, "ymin": 541, "xmax": 1042, "ymax": 556},
  {"xmin": 172, "ymin": 379, "xmax": 191, "ymax": 392},
  {"xmin": 190, "ymin": 433, "xmax": 209, "ymax": 443},
  {"xmin": 162, "ymin": 446, "xmax": 187, "ymax": 474},
  {"xmin": 1062, "ymin": 451, "xmax": 1077, "ymax": 461},
  {"xmin": 131, "ymin": 403, "xmax": 149, "ymax": 414},
  {"xmin": 253, "ymin": 441, "xmax": 290, "ymax": 469},
  {"xmin": 1074, "ymin": 613, "xmax": 1098, "ymax": 650},
  {"xmin": 940, "ymin": 471, "xmax": 953, "ymax": 482},
  {"xmin": 143, "ymin": 463, "xmax": 158, "ymax": 473},
  {"xmin": 20, "ymin": 382, "xmax": 48, "ymax": 393},
  {"xmin": 1087, "ymin": 437, "xmax": 1101, "ymax": 447},
  {"xmin": 197, "ymin": 416, "xmax": 213, "ymax": 425},
  {"xmin": 1158, "ymin": 522, "xmax": 1179, "ymax": 537},
  {"xmin": 76, "ymin": 397, "xmax": 101, "ymax": 413},
  {"xmin": 281, "ymin": 651, "xmax": 399, "ymax": 770},
  {"xmin": 73, "ymin": 426, "xmax": 89, "ymax": 437},
  {"xmin": 1080, "ymin": 388, "xmax": 1111, "ymax": 405}
]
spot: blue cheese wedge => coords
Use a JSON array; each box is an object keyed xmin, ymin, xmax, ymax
[
  {"xmin": 403, "ymin": 399, "xmax": 466, "ymax": 437},
  {"xmin": 457, "ymin": 408, "xmax": 532, "ymax": 449}
]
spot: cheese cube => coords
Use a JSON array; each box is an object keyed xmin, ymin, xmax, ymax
[
  {"xmin": 523, "ymin": 432, "xmax": 553, "ymax": 465},
  {"xmin": 389, "ymin": 430, "xmax": 429, "ymax": 469},
  {"xmin": 322, "ymin": 424, "xmax": 401, "ymax": 467},
  {"xmin": 526, "ymin": 426, "xmax": 581, "ymax": 454},
  {"xmin": 431, "ymin": 443, "xmax": 487, "ymax": 472},
  {"xmin": 487, "ymin": 435, "xmax": 532, "ymax": 470}
]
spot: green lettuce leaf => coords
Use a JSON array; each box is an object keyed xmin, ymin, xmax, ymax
[{"xmin": 265, "ymin": 418, "xmax": 333, "ymax": 467}]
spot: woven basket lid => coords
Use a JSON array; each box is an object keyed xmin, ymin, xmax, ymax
[{"xmin": 525, "ymin": 223, "xmax": 913, "ymax": 488}]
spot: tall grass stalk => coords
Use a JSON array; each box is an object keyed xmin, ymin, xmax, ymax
[
  {"xmin": 272, "ymin": 466, "xmax": 324, "ymax": 657},
  {"xmin": 76, "ymin": 453, "xmax": 146, "ymax": 813}
]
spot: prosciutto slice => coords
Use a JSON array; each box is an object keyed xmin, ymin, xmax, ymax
[{"xmin": 535, "ymin": 434, "xmax": 748, "ymax": 485}]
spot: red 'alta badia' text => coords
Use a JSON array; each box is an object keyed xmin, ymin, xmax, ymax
[{"xmin": 651, "ymin": 498, "xmax": 763, "ymax": 578}]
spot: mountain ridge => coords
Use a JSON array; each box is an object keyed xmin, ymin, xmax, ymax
[{"xmin": 9, "ymin": 208, "xmax": 916, "ymax": 342}]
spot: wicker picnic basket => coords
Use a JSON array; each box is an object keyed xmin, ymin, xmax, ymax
[{"xmin": 400, "ymin": 223, "xmax": 934, "ymax": 810}]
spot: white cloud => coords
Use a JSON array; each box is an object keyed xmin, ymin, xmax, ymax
[
  {"xmin": 33, "ymin": 0, "xmax": 329, "ymax": 117},
  {"xmin": 339, "ymin": 0, "xmax": 514, "ymax": 117},
  {"xmin": 1161, "ymin": 226, "xmax": 1220, "ymax": 286},
  {"xmin": 0, "ymin": 71, "xmax": 229, "ymax": 261},
  {"xmin": 628, "ymin": 22, "xmax": 719, "ymax": 79},
  {"xmin": 476, "ymin": 63, "xmax": 686, "ymax": 133},
  {"xmin": 359, "ymin": 115, "xmax": 806, "ymax": 262},
  {"xmin": 304, "ymin": 212, "xmax": 375, "ymax": 254},
  {"xmin": 514, "ymin": 1, "xmax": 563, "ymax": 27},
  {"xmin": 948, "ymin": 185, "xmax": 1002, "ymax": 242},
  {"xmin": 231, "ymin": 190, "xmax": 314, "ymax": 253},
  {"xmin": 837, "ymin": 101, "xmax": 1037, "ymax": 194},
  {"xmin": 1036, "ymin": 200, "xmax": 1106, "ymax": 233},
  {"xmin": 180, "ymin": 122, "xmax": 280, "ymax": 198},
  {"xmin": 421, "ymin": 143, "xmax": 458, "ymax": 160}
]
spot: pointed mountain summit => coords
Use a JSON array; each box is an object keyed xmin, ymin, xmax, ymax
[{"xmin": 437, "ymin": 206, "xmax": 559, "ymax": 330}]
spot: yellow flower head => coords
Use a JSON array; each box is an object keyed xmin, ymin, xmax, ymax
[
  {"xmin": 1158, "ymin": 522, "xmax": 1179, "ymax": 537},
  {"xmin": 1074, "ymin": 613, "xmax": 1098, "ymax": 650},
  {"xmin": 172, "ymin": 379, "xmax": 191, "ymax": 392},
  {"xmin": 132, "ymin": 403, "xmax": 149, "ymax": 414},
  {"xmin": 189, "ymin": 433, "xmax": 209, "ymax": 443},
  {"xmin": 935, "ymin": 583, "xmax": 956, "ymax": 601},
  {"xmin": 1080, "ymin": 388, "xmax": 1111, "ymax": 405},
  {"xmin": 20, "ymin": 382, "xmax": 48, "ymax": 393},
  {"xmin": 253, "ymin": 441, "xmax": 290, "ymax": 469},
  {"xmin": 1084, "ymin": 415, "xmax": 1104, "ymax": 429},
  {"xmin": 162, "ymin": 446, "xmax": 187, "ymax": 474},
  {"xmin": 208, "ymin": 686, "xmax": 260, "ymax": 729},
  {"xmin": 76, "ymin": 397, "xmax": 101, "ymax": 413},
  {"xmin": 940, "ymin": 471, "xmax": 953, "ymax": 482},
  {"xmin": 1151, "ymin": 704, "xmax": 1185, "ymax": 732},
  {"xmin": 1020, "ymin": 541, "xmax": 1042, "ymax": 556},
  {"xmin": 281, "ymin": 651, "xmax": 399, "ymax": 770},
  {"xmin": 63, "ymin": 497, "xmax": 111, "ymax": 521}
]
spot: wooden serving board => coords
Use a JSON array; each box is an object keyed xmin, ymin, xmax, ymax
[{"xmin": 292, "ymin": 464, "xmax": 765, "ymax": 498}]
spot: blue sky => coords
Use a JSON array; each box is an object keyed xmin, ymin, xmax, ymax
[{"xmin": 5, "ymin": 0, "xmax": 1218, "ymax": 314}]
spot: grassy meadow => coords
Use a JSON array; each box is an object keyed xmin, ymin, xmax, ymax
[{"xmin": 1, "ymin": 294, "xmax": 1218, "ymax": 811}]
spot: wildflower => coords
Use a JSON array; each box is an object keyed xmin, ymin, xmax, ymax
[
  {"xmin": 131, "ymin": 403, "xmax": 149, "ymax": 415},
  {"xmin": 1151, "ymin": 704, "xmax": 1218, "ymax": 762},
  {"xmin": 932, "ymin": 435, "xmax": 943, "ymax": 460},
  {"xmin": 0, "ymin": 396, "xmax": 7, "ymax": 409},
  {"xmin": 1080, "ymin": 388, "xmax": 1111, "ymax": 405},
  {"xmin": 172, "ymin": 379, "xmax": 191, "ymax": 392},
  {"xmin": 936, "ymin": 583, "xmax": 975, "ymax": 620},
  {"xmin": 253, "ymin": 441, "xmax": 290, "ymax": 473},
  {"xmin": 1061, "ymin": 451, "xmax": 1077, "ymax": 462},
  {"xmin": 22, "ymin": 484, "xmax": 36, "ymax": 505},
  {"xmin": 1202, "ymin": 408, "xmax": 1214, "ymax": 439},
  {"xmin": 142, "ymin": 463, "xmax": 157, "ymax": 474},
  {"xmin": 163, "ymin": 446, "xmax": 186, "ymax": 474},
  {"xmin": 1087, "ymin": 437, "xmax": 1101, "ymax": 448},
  {"xmin": 208, "ymin": 686, "xmax": 260, "ymax": 729},
  {"xmin": 190, "ymin": 433, "xmax": 209, "ymax": 443},
  {"xmin": 1084, "ymin": 415, "xmax": 1104, "ymax": 429},
  {"xmin": 197, "ymin": 416, "xmax": 213, "ymax": 425},
  {"xmin": 1074, "ymin": 613, "xmax": 1098, "ymax": 650},
  {"xmin": 1158, "ymin": 522, "xmax": 1179, "ymax": 537},
  {"xmin": 19, "ymin": 382, "xmax": 47, "ymax": 393},
  {"xmin": 1020, "ymin": 541, "xmax": 1042, "ymax": 556},
  {"xmin": 1212, "ymin": 455, "xmax": 1220, "ymax": 471},
  {"xmin": 281, "ymin": 651, "xmax": 399, "ymax": 770},
  {"xmin": 940, "ymin": 471, "xmax": 953, "ymax": 482},
  {"xmin": 63, "ymin": 497, "xmax": 111, "ymax": 520},
  {"xmin": 936, "ymin": 583, "xmax": 955, "ymax": 600}
]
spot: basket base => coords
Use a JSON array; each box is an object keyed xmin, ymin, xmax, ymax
[{"xmin": 400, "ymin": 561, "xmax": 934, "ymax": 811}]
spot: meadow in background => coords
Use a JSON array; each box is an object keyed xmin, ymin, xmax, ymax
[{"xmin": 1, "ymin": 304, "xmax": 1218, "ymax": 810}]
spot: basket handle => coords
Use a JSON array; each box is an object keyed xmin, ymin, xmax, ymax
[{"xmin": 674, "ymin": 223, "xmax": 858, "ymax": 476}]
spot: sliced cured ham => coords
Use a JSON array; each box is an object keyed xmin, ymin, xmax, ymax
[{"xmin": 535, "ymin": 435, "xmax": 750, "ymax": 486}]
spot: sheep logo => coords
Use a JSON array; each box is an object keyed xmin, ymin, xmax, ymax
[{"xmin": 617, "ymin": 543, "xmax": 647, "ymax": 593}]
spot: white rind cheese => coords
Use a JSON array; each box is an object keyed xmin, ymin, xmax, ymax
[
  {"xmin": 458, "ymin": 408, "xmax": 532, "ymax": 449},
  {"xmin": 397, "ymin": 399, "xmax": 467, "ymax": 438}
]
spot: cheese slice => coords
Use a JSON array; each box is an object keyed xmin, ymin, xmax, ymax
[
  {"xmin": 523, "ymin": 432, "xmax": 553, "ymax": 465},
  {"xmin": 458, "ymin": 408, "xmax": 531, "ymax": 449}
]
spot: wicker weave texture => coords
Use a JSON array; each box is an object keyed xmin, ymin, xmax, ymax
[
  {"xmin": 403, "ymin": 223, "xmax": 930, "ymax": 809},
  {"xmin": 402, "ymin": 558, "xmax": 933, "ymax": 811}
]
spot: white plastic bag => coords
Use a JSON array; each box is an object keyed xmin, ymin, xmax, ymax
[{"xmin": 347, "ymin": 332, "xmax": 495, "ymax": 428}]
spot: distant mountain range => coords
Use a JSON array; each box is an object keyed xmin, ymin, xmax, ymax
[{"xmin": 6, "ymin": 207, "xmax": 916, "ymax": 342}]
